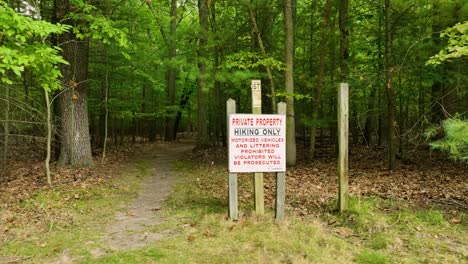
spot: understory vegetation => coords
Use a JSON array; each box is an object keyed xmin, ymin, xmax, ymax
[{"xmin": 1, "ymin": 144, "xmax": 466, "ymax": 263}]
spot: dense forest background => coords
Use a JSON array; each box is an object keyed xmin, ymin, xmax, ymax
[{"xmin": 1, "ymin": 0, "xmax": 467, "ymax": 177}]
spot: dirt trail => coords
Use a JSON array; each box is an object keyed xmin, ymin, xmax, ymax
[{"xmin": 102, "ymin": 140, "xmax": 194, "ymax": 252}]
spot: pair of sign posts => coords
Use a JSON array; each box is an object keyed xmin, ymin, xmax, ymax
[
  {"xmin": 227, "ymin": 80, "xmax": 286, "ymax": 220},
  {"xmin": 227, "ymin": 80, "xmax": 349, "ymax": 220}
]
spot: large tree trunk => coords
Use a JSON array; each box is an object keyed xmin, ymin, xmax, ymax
[
  {"xmin": 195, "ymin": 0, "xmax": 209, "ymax": 149},
  {"xmin": 55, "ymin": 0, "xmax": 93, "ymax": 167},
  {"xmin": 284, "ymin": 0, "xmax": 296, "ymax": 166}
]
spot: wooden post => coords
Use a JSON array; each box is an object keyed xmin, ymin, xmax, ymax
[
  {"xmin": 251, "ymin": 80, "xmax": 264, "ymax": 215},
  {"xmin": 276, "ymin": 102, "xmax": 287, "ymax": 220},
  {"xmin": 338, "ymin": 83, "xmax": 349, "ymax": 212},
  {"xmin": 227, "ymin": 98, "xmax": 238, "ymax": 220}
]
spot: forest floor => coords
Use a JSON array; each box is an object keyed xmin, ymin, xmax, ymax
[{"xmin": 0, "ymin": 139, "xmax": 466, "ymax": 263}]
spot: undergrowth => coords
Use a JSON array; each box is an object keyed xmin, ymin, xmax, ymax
[
  {"xmin": 1, "ymin": 158, "xmax": 466, "ymax": 264},
  {"xmin": 92, "ymin": 161, "xmax": 467, "ymax": 263}
]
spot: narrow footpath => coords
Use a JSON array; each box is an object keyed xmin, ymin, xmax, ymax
[{"xmin": 102, "ymin": 140, "xmax": 194, "ymax": 253}]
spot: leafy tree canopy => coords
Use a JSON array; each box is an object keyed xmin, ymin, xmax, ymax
[{"xmin": 0, "ymin": 2, "xmax": 69, "ymax": 91}]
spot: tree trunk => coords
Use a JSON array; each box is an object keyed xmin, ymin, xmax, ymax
[
  {"xmin": 164, "ymin": 0, "xmax": 178, "ymax": 141},
  {"xmin": 339, "ymin": 0, "xmax": 349, "ymax": 80},
  {"xmin": 284, "ymin": 0, "xmax": 296, "ymax": 166},
  {"xmin": 174, "ymin": 85, "xmax": 193, "ymax": 139},
  {"xmin": 384, "ymin": 0, "xmax": 396, "ymax": 170},
  {"xmin": 364, "ymin": 87, "xmax": 377, "ymax": 145},
  {"xmin": 55, "ymin": 0, "xmax": 93, "ymax": 167},
  {"xmin": 418, "ymin": 83, "xmax": 425, "ymax": 131},
  {"xmin": 146, "ymin": 0, "xmax": 178, "ymax": 141},
  {"xmin": 247, "ymin": 2, "xmax": 276, "ymax": 113},
  {"xmin": 196, "ymin": 0, "xmax": 209, "ymax": 149},
  {"xmin": 329, "ymin": 7, "xmax": 338, "ymax": 151},
  {"xmin": 44, "ymin": 89, "xmax": 52, "ymax": 185},
  {"xmin": 211, "ymin": 1, "xmax": 226, "ymax": 146},
  {"xmin": 101, "ymin": 70, "xmax": 109, "ymax": 162},
  {"xmin": 309, "ymin": 0, "xmax": 332, "ymax": 161}
]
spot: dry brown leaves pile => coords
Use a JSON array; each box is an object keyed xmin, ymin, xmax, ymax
[{"xmin": 188, "ymin": 144, "xmax": 468, "ymax": 215}]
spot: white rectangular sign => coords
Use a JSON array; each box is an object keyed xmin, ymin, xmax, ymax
[
  {"xmin": 251, "ymin": 80, "xmax": 262, "ymax": 108},
  {"xmin": 229, "ymin": 114, "xmax": 286, "ymax": 173}
]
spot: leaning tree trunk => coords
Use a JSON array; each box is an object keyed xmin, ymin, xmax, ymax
[{"xmin": 55, "ymin": 0, "xmax": 93, "ymax": 167}]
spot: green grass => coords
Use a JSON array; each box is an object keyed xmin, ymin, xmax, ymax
[
  {"xmin": 91, "ymin": 161, "xmax": 467, "ymax": 263},
  {"xmin": 82, "ymin": 248, "xmax": 164, "ymax": 264},
  {"xmin": 2, "ymin": 159, "xmax": 466, "ymax": 264},
  {"xmin": 356, "ymin": 250, "xmax": 389, "ymax": 264}
]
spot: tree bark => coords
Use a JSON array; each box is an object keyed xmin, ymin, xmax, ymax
[
  {"xmin": 284, "ymin": 0, "xmax": 296, "ymax": 166},
  {"xmin": 196, "ymin": 0, "xmax": 210, "ymax": 149},
  {"xmin": 55, "ymin": 0, "xmax": 93, "ymax": 167}
]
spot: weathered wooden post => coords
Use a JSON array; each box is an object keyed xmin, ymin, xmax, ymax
[
  {"xmin": 227, "ymin": 98, "xmax": 238, "ymax": 220},
  {"xmin": 276, "ymin": 102, "xmax": 287, "ymax": 220},
  {"xmin": 338, "ymin": 83, "xmax": 349, "ymax": 212},
  {"xmin": 251, "ymin": 80, "xmax": 264, "ymax": 215}
]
